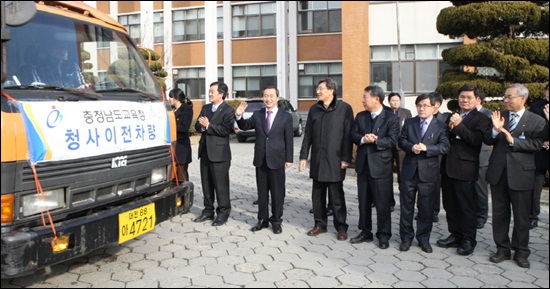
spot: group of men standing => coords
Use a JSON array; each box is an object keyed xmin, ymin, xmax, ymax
[{"xmin": 192, "ymin": 80, "xmax": 548, "ymax": 270}]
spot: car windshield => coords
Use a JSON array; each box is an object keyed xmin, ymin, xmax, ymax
[{"xmin": 3, "ymin": 10, "xmax": 161, "ymax": 98}]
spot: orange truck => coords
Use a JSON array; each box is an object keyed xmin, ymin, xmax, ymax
[{"xmin": 1, "ymin": 1, "xmax": 193, "ymax": 278}]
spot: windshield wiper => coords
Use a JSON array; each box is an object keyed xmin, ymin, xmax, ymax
[
  {"xmin": 6, "ymin": 83, "xmax": 102, "ymax": 100},
  {"xmin": 95, "ymin": 87, "xmax": 158, "ymax": 101}
]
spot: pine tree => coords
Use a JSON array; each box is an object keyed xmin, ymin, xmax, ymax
[{"xmin": 436, "ymin": 1, "xmax": 548, "ymax": 109}]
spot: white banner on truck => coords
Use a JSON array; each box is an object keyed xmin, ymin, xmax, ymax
[{"xmin": 19, "ymin": 101, "xmax": 170, "ymax": 164}]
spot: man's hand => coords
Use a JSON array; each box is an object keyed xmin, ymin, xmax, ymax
[
  {"xmin": 285, "ymin": 162, "xmax": 292, "ymax": 169},
  {"xmin": 449, "ymin": 113, "xmax": 462, "ymax": 129},
  {"xmin": 491, "ymin": 111, "xmax": 505, "ymax": 132},
  {"xmin": 298, "ymin": 160, "xmax": 307, "ymax": 172},
  {"xmin": 198, "ymin": 116, "xmax": 210, "ymax": 129},
  {"xmin": 235, "ymin": 101, "xmax": 247, "ymax": 117},
  {"xmin": 363, "ymin": 133, "xmax": 377, "ymax": 144}
]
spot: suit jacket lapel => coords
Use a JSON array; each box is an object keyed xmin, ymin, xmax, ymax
[
  {"xmin": 210, "ymin": 102, "xmax": 225, "ymax": 123},
  {"xmin": 372, "ymin": 111, "xmax": 385, "ymax": 134},
  {"xmin": 268, "ymin": 109, "xmax": 282, "ymax": 134}
]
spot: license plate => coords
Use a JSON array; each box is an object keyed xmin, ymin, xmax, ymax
[{"xmin": 118, "ymin": 203, "xmax": 156, "ymax": 243}]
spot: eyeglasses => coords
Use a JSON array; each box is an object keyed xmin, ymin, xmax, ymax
[
  {"xmin": 316, "ymin": 86, "xmax": 327, "ymax": 91},
  {"xmin": 416, "ymin": 105, "xmax": 433, "ymax": 109},
  {"xmin": 502, "ymin": 94, "xmax": 522, "ymax": 100}
]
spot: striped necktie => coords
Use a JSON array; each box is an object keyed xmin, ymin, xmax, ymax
[{"xmin": 509, "ymin": 112, "xmax": 518, "ymax": 133}]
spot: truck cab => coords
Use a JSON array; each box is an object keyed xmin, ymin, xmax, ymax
[{"xmin": 1, "ymin": 1, "xmax": 193, "ymax": 278}]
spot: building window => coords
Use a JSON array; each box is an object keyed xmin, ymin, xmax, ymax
[
  {"xmin": 119, "ymin": 14, "xmax": 141, "ymax": 45},
  {"xmin": 298, "ymin": 1, "xmax": 341, "ymax": 34},
  {"xmin": 298, "ymin": 63, "xmax": 342, "ymax": 98},
  {"xmin": 233, "ymin": 65, "xmax": 276, "ymax": 98},
  {"xmin": 154, "ymin": 12, "xmax": 163, "ymax": 43},
  {"xmin": 370, "ymin": 44, "xmax": 459, "ymax": 94},
  {"xmin": 173, "ymin": 8, "xmax": 205, "ymax": 41},
  {"xmin": 232, "ymin": 2, "xmax": 276, "ymax": 38},
  {"xmin": 217, "ymin": 6, "xmax": 224, "ymax": 39},
  {"xmin": 173, "ymin": 67, "xmax": 224, "ymax": 99}
]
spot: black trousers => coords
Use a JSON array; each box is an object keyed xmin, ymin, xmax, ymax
[
  {"xmin": 441, "ymin": 174, "xmax": 477, "ymax": 246},
  {"xmin": 199, "ymin": 154, "xmax": 231, "ymax": 220},
  {"xmin": 256, "ymin": 163, "xmax": 285, "ymax": 226},
  {"xmin": 357, "ymin": 169, "xmax": 393, "ymax": 241},
  {"xmin": 491, "ymin": 170, "xmax": 532, "ymax": 257},
  {"xmin": 475, "ymin": 165, "xmax": 490, "ymax": 223},
  {"xmin": 311, "ymin": 179, "xmax": 348, "ymax": 232},
  {"xmin": 531, "ymin": 168, "xmax": 547, "ymax": 222},
  {"xmin": 399, "ymin": 172, "xmax": 437, "ymax": 244}
]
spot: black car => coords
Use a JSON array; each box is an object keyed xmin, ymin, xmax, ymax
[{"xmin": 233, "ymin": 98, "xmax": 303, "ymax": 143}]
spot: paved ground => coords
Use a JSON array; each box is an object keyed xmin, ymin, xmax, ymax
[{"xmin": 2, "ymin": 135, "xmax": 548, "ymax": 288}]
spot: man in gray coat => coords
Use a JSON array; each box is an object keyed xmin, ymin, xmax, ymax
[{"xmin": 299, "ymin": 78, "xmax": 354, "ymax": 241}]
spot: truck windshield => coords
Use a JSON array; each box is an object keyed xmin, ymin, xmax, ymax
[{"xmin": 3, "ymin": 10, "xmax": 161, "ymax": 98}]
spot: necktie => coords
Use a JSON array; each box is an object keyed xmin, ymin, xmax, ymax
[
  {"xmin": 421, "ymin": 120, "xmax": 427, "ymax": 138},
  {"xmin": 266, "ymin": 110, "xmax": 272, "ymax": 132},
  {"xmin": 212, "ymin": 105, "xmax": 217, "ymax": 113},
  {"xmin": 509, "ymin": 112, "xmax": 518, "ymax": 133}
]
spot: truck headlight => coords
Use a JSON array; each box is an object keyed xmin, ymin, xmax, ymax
[
  {"xmin": 151, "ymin": 166, "xmax": 167, "ymax": 184},
  {"xmin": 21, "ymin": 188, "xmax": 66, "ymax": 217}
]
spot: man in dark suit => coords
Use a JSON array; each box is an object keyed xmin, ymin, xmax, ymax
[
  {"xmin": 474, "ymin": 91, "xmax": 493, "ymax": 229},
  {"xmin": 299, "ymin": 78, "xmax": 354, "ymax": 241},
  {"xmin": 387, "ymin": 92, "xmax": 412, "ymax": 212},
  {"xmin": 193, "ymin": 82, "xmax": 235, "ymax": 226},
  {"xmin": 235, "ymin": 86, "xmax": 293, "ymax": 234},
  {"xmin": 350, "ymin": 85, "xmax": 400, "ymax": 249},
  {"xmin": 528, "ymin": 83, "xmax": 549, "ymax": 229},
  {"xmin": 398, "ymin": 93, "xmax": 450, "ymax": 253},
  {"xmin": 485, "ymin": 83, "xmax": 545, "ymax": 269},
  {"xmin": 437, "ymin": 85, "xmax": 491, "ymax": 256}
]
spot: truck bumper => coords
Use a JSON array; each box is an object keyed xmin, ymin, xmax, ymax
[{"xmin": 1, "ymin": 182, "xmax": 193, "ymax": 279}]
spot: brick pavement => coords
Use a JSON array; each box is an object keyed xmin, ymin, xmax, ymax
[{"xmin": 1, "ymin": 135, "xmax": 548, "ymax": 288}]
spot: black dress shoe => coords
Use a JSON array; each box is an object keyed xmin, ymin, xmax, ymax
[
  {"xmin": 253, "ymin": 200, "xmax": 259, "ymax": 205},
  {"xmin": 272, "ymin": 224, "xmax": 282, "ymax": 234},
  {"xmin": 513, "ymin": 254, "xmax": 530, "ymax": 268},
  {"xmin": 326, "ymin": 209, "xmax": 334, "ymax": 216},
  {"xmin": 419, "ymin": 243, "xmax": 433, "ymax": 253},
  {"xmin": 309, "ymin": 209, "xmax": 314, "ymax": 214},
  {"xmin": 457, "ymin": 240, "xmax": 475, "ymax": 255},
  {"xmin": 378, "ymin": 240, "xmax": 389, "ymax": 249},
  {"xmin": 211, "ymin": 218, "xmax": 227, "ymax": 226},
  {"xmin": 489, "ymin": 251, "xmax": 511, "ymax": 263},
  {"xmin": 193, "ymin": 214, "xmax": 214, "ymax": 223},
  {"xmin": 399, "ymin": 241, "xmax": 411, "ymax": 252},
  {"xmin": 436, "ymin": 235, "xmax": 461, "ymax": 248},
  {"xmin": 432, "ymin": 214, "xmax": 439, "ymax": 223},
  {"xmin": 250, "ymin": 220, "xmax": 269, "ymax": 232},
  {"xmin": 350, "ymin": 232, "xmax": 374, "ymax": 244},
  {"xmin": 529, "ymin": 219, "xmax": 538, "ymax": 229}
]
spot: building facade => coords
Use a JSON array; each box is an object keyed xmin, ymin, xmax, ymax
[{"xmin": 84, "ymin": 1, "xmax": 463, "ymax": 115}]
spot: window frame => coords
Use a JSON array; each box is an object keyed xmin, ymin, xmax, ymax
[
  {"xmin": 173, "ymin": 8, "xmax": 205, "ymax": 42},
  {"xmin": 232, "ymin": 2, "xmax": 276, "ymax": 38},
  {"xmin": 298, "ymin": 62, "xmax": 343, "ymax": 99},
  {"xmin": 298, "ymin": 1, "xmax": 342, "ymax": 34},
  {"xmin": 232, "ymin": 65, "xmax": 277, "ymax": 98},
  {"xmin": 118, "ymin": 14, "xmax": 141, "ymax": 46}
]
